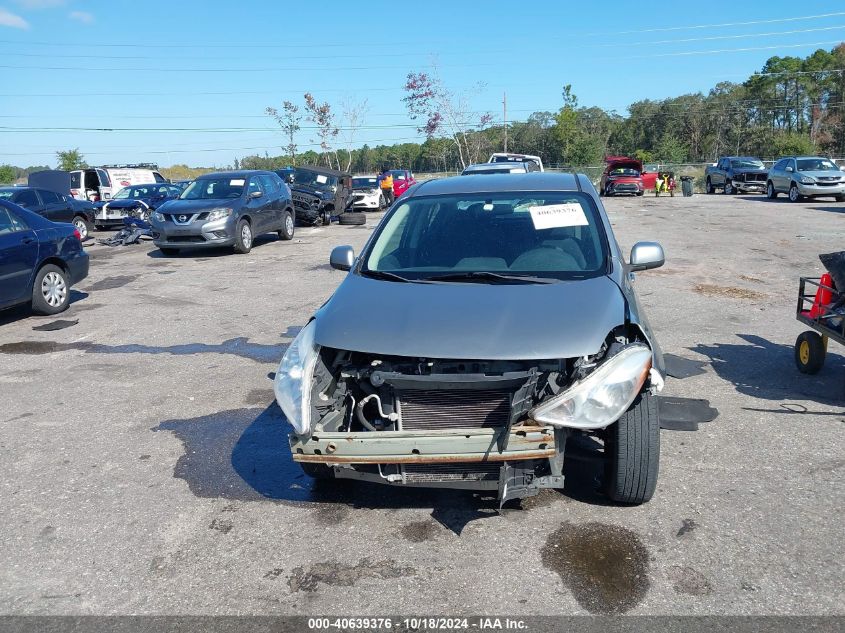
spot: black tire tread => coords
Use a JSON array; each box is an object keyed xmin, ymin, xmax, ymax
[
  {"xmin": 31, "ymin": 264, "xmax": 70, "ymax": 316},
  {"xmin": 339, "ymin": 212, "xmax": 366, "ymax": 226},
  {"xmin": 794, "ymin": 331, "xmax": 826, "ymax": 374},
  {"xmin": 606, "ymin": 392, "xmax": 659, "ymax": 504}
]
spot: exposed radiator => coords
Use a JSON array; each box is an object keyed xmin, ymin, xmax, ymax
[
  {"xmin": 397, "ymin": 388, "xmax": 511, "ymax": 431},
  {"xmin": 403, "ymin": 462, "xmax": 501, "ymax": 482}
]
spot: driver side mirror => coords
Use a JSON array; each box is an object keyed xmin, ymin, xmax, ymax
[
  {"xmin": 330, "ymin": 245, "xmax": 355, "ymax": 271},
  {"xmin": 629, "ymin": 242, "xmax": 665, "ymax": 271},
  {"xmin": 785, "ymin": 166, "xmax": 794, "ymax": 173},
  {"xmin": 249, "ymin": 190, "xmax": 263, "ymax": 199}
]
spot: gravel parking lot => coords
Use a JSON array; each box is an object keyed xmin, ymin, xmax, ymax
[{"xmin": 1, "ymin": 193, "xmax": 843, "ymax": 616}]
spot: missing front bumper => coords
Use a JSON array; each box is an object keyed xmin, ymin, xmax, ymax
[{"xmin": 290, "ymin": 426, "xmax": 556, "ymax": 464}]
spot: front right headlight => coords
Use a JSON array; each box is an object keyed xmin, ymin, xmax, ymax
[
  {"xmin": 530, "ymin": 344, "xmax": 652, "ymax": 430},
  {"xmin": 274, "ymin": 321, "xmax": 320, "ymax": 435}
]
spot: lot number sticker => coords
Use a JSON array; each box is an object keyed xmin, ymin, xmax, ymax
[
  {"xmin": 316, "ymin": 175, "xmax": 328, "ymax": 184},
  {"xmin": 230, "ymin": 179, "xmax": 245, "ymax": 186},
  {"xmin": 529, "ymin": 203, "xmax": 589, "ymax": 230}
]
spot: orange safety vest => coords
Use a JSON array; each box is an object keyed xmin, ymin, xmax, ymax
[{"xmin": 381, "ymin": 175, "xmax": 393, "ymax": 189}]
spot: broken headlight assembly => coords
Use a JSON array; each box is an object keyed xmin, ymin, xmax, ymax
[
  {"xmin": 530, "ymin": 344, "xmax": 652, "ymax": 430},
  {"xmin": 273, "ymin": 321, "xmax": 319, "ymax": 435}
]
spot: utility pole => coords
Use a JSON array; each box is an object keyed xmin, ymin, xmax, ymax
[{"xmin": 503, "ymin": 91, "xmax": 508, "ymax": 152}]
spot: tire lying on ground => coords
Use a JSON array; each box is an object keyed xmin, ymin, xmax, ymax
[{"xmin": 339, "ymin": 212, "xmax": 366, "ymax": 226}]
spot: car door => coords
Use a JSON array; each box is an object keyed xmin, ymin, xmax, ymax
[
  {"xmin": 37, "ymin": 189, "xmax": 73, "ymax": 223},
  {"xmin": 714, "ymin": 159, "xmax": 727, "ymax": 186},
  {"xmin": 257, "ymin": 175, "xmax": 283, "ymax": 228},
  {"xmin": 13, "ymin": 189, "xmax": 44, "ymax": 216},
  {"xmin": 245, "ymin": 177, "xmax": 270, "ymax": 232},
  {"xmin": 0, "ymin": 206, "xmax": 39, "ymax": 307}
]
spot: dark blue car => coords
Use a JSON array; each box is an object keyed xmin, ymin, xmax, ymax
[
  {"xmin": 0, "ymin": 199, "xmax": 89, "ymax": 316},
  {"xmin": 94, "ymin": 183, "xmax": 183, "ymax": 228}
]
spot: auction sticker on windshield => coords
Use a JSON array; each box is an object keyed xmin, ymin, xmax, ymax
[
  {"xmin": 529, "ymin": 203, "xmax": 588, "ymax": 230},
  {"xmin": 316, "ymin": 175, "xmax": 328, "ymax": 184},
  {"xmin": 230, "ymin": 179, "xmax": 245, "ymax": 186}
]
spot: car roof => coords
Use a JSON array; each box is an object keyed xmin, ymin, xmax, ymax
[
  {"xmin": 197, "ymin": 170, "xmax": 275, "ymax": 179},
  {"xmin": 296, "ymin": 165, "xmax": 350, "ymax": 177},
  {"xmin": 413, "ymin": 172, "xmax": 584, "ymax": 195}
]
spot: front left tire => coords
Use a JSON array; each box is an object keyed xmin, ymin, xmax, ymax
[
  {"xmin": 32, "ymin": 264, "xmax": 70, "ymax": 315},
  {"xmin": 604, "ymin": 392, "xmax": 659, "ymax": 504},
  {"xmin": 233, "ymin": 218, "xmax": 253, "ymax": 254}
]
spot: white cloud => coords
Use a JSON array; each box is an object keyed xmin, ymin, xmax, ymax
[
  {"xmin": 69, "ymin": 9, "xmax": 93, "ymax": 23},
  {"xmin": 0, "ymin": 8, "xmax": 29, "ymax": 28},
  {"xmin": 13, "ymin": 0, "xmax": 66, "ymax": 8}
]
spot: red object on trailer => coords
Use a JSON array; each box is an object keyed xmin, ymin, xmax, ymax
[{"xmin": 807, "ymin": 273, "xmax": 834, "ymax": 318}]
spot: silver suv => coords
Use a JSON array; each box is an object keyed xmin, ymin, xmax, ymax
[{"xmin": 766, "ymin": 156, "xmax": 845, "ymax": 202}]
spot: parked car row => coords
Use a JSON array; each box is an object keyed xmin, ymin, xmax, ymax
[{"xmin": 706, "ymin": 155, "xmax": 845, "ymax": 202}]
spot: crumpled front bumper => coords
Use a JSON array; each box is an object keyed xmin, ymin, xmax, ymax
[{"xmin": 291, "ymin": 426, "xmax": 556, "ymax": 464}]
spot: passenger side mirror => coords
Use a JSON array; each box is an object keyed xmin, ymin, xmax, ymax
[
  {"xmin": 330, "ymin": 245, "xmax": 355, "ymax": 271},
  {"xmin": 629, "ymin": 242, "xmax": 665, "ymax": 271},
  {"xmin": 249, "ymin": 190, "xmax": 263, "ymax": 199},
  {"xmin": 785, "ymin": 166, "xmax": 793, "ymax": 173}
]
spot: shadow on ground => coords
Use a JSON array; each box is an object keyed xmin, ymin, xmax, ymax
[
  {"xmin": 692, "ymin": 333, "xmax": 845, "ymax": 406},
  {"xmin": 152, "ymin": 404, "xmax": 612, "ymax": 533}
]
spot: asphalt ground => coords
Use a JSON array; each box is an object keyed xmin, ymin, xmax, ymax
[{"xmin": 0, "ymin": 192, "xmax": 843, "ymax": 616}]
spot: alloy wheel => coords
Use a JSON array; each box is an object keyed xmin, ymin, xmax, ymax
[
  {"xmin": 41, "ymin": 271, "xmax": 67, "ymax": 308},
  {"xmin": 241, "ymin": 223, "xmax": 252, "ymax": 249},
  {"xmin": 72, "ymin": 218, "xmax": 88, "ymax": 240},
  {"xmin": 285, "ymin": 214, "xmax": 294, "ymax": 235}
]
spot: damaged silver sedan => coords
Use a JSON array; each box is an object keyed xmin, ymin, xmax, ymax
[{"xmin": 274, "ymin": 173, "xmax": 666, "ymax": 505}]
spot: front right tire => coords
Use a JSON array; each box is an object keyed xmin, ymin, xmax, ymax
[{"xmin": 605, "ymin": 392, "xmax": 659, "ymax": 505}]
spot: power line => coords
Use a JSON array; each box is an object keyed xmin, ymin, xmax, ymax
[
  {"xmin": 626, "ymin": 40, "xmax": 845, "ymax": 59},
  {"xmin": 586, "ymin": 11, "xmax": 845, "ymax": 35},
  {"xmin": 604, "ymin": 24, "xmax": 845, "ymax": 47}
]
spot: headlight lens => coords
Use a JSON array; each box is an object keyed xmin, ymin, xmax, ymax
[
  {"xmin": 800, "ymin": 176, "xmax": 815, "ymax": 184},
  {"xmin": 274, "ymin": 321, "xmax": 320, "ymax": 435},
  {"xmin": 530, "ymin": 344, "xmax": 652, "ymax": 430},
  {"xmin": 206, "ymin": 207, "xmax": 233, "ymax": 222},
  {"xmin": 151, "ymin": 211, "xmax": 164, "ymax": 222}
]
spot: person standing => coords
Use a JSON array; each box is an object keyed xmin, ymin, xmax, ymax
[{"xmin": 380, "ymin": 169, "xmax": 395, "ymax": 207}]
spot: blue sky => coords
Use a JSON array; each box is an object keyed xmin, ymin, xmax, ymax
[{"xmin": 1, "ymin": 0, "xmax": 844, "ymax": 168}]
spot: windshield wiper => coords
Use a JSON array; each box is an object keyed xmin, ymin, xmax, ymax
[
  {"xmin": 420, "ymin": 271, "xmax": 559, "ymax": 284},
  {"xmin": 359, "ymin": 269, "xmax": 413, "ymax": 283}
]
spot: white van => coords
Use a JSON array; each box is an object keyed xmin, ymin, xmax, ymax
[{"xmin": 70, "ymin": 164, "xmax": 167, "ymax": 201}]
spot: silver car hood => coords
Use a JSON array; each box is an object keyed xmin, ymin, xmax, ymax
[
  {"xmin": 314, "ymin": 273, "xmax": 626, "ymax": 360},
  {"xmin": 800, "ymin": 170, "xmax": 844, "ymax": 180}
]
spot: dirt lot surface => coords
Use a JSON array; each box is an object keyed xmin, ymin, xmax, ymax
[{"xmin": 1, "ymin": 193, "xmax": 843, "ymax": 615}]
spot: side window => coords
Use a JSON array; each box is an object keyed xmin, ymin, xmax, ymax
[
  {"xmin": 773, "ymin": 160, "xmax": 785, "ymax": 171},
  {"xmin": 16, "ymin": 189, "xmax": 39, "ymax": 208},
  {"xmin": 153, "ymin": 172, "xmax": 167, "ymax": 183},
  {"xmin": 0, "ymin": 208, "xmax": 16, "ymax": 235},
  {"xmin": 70, "ymin": 172, "xmax": 82, "ymax": 189},
  {"xmin": 788, "ymin": 159, "xmax": 797, "ymax": 171},
  {"xmin": 38, "ymin": 189, "xmax": 61, "ymax": 205},
  {"xmin": 96, "ymin": 169, "xmax": 111, "ymax": 187},
  {"xmin": 247, "ymin": 178, "xmax": 263, "ymax": 196},
  {"xmin": 257, "ymin": 175, "xmax": 277, "ymax": 194}
]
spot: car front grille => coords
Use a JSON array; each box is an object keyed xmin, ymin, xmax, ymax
[
  {"xmin": 745, "ymin": 173, "xmax": 767, "ymax": 182},
  {"xmin": 397, "ymin": 389, "xmax": 511, "ymax": 431},
  {"xmin": 403, "ymin": 462, "xmax": 501, "ymax": 483}
]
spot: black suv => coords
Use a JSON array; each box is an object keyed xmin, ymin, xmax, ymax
[{"xmin": 289, "ymin": 166, "xmax": 356, "ymax": 225}]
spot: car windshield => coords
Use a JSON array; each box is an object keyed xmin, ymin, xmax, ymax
[
  {"xmin": 610, "ymin": 167, "xmax": 640, "ymax": 177},
  {"xmin": 180, "ymin": 177, "xmax": 245, "ymax": 200},
  {"xmin": 796, "ymin": 158, "xmax": 838, "ymax": 172},
  {"xmin": 112, "ymin": 185, "xmax": 161, "ymax": 199},
  {"xmin": 294, "ymin": 170, "xmax": 337, "ymax": 189},
  {"xmin": 353, "ymin": 177, "xmax": 378, "ymax": 188},
  {"xmin": 730, "ymin": 159, "xmax": 765, "ymax": 169},
  {"xmin": 362, "ymin": 191, "xmax": 607, "ymax": 281},
  {"xmin": 0, "ymin": 189, "xmax": 15, "ymax": 200}
]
